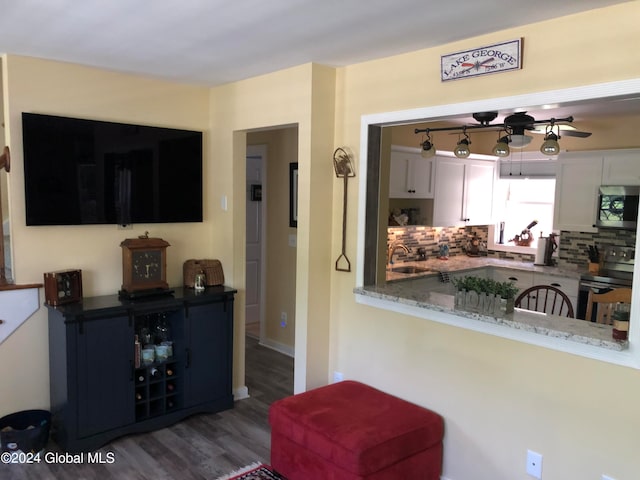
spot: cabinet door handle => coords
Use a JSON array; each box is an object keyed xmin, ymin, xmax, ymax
[
  {"xmin": 551, "ymin": 282, "xmax": 561, "ymax": 287},
  {"xmin": 508, "ymin": 277, "xmax": 518, "ymax": 281}
]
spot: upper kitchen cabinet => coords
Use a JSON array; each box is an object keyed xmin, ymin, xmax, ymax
[
  {"xmin": 389, "ymin": 145, "xmax": 435, "ymax": 198},
  {"xmin": 601, "ymin": 148, "xmax": 640, "ymax": 185},
  {"xmin": 554, "ymin": 152, "xmax": 602, "ymax": 232},
  {"xmin": 554, "ymin": 148, "xmax": 640, "ymax": 232},
  {"xmin": 432, "ymin": 154, "xmax": 496, "ymax": 227}
]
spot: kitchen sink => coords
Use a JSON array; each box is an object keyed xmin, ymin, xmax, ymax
[{"xmin": 391, "ymin": 266, "xmax": 433, "ymax": 274}]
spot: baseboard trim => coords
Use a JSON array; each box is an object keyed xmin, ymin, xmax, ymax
[
  {"xmin": 259, "ymin": 338, "xmax": 294, "ymax": 358},
  {"xmin": 233, "ymin": 385, "xmax": 250, "ymax": 401}
]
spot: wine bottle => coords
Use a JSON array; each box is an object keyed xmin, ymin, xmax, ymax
[
  {"xmin": 167, "ymin": 383, "xmax": 175, "ymax": 392},
  {"xmin": 137, "ymin": 374, "xmax": 145, "ymax": 383},
  {"xmin": 166, "ymin": 368, "xmax": 173, "ymax": 377},
  {"xmin": 136, "ymin": 392, "xmax": 143, "ymax": 401},
  {"xmin": 150, "ymin": 367, "xmax": 161, "ymax": 378}
]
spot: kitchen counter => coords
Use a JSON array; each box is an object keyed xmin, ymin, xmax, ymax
[
  {"xmin": 385, "ymin": 255, "xmax": 584, "ymax": 283},
  {"xmin": 359, "ymin": 255, "xmax": 626, "ymax": 351}
]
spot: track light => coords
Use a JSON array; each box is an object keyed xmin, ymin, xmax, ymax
[
  {"xmin": 492, "ymin": 135, "xmax": 510, "ymax": 157},
  {"xmin": 540, "ymin": 124, "xmax": 560, "ymax": 155},
  {"xmin": 454, "ymin": 128, "xmax": 471, "ymax": 158},
  {"xmin": 420, "ymin": 131, "xmax": 436, "ymax": 158}
]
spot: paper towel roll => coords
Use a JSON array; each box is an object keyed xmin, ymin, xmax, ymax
[{"xmin": 534, "ymin": 240, "xmax": 547, "ymax": 265}]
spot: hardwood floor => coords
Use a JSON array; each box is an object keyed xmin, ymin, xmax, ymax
[{"xmin": 2, "ymin": 336, "xmax": 294, "ymax": 480}]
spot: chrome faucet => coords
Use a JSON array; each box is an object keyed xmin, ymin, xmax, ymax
[{"xmin": 388, "ymin": 242, "xmax": 410, "ymax": 265}]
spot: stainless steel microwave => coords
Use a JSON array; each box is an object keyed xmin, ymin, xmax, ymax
[{"xmin": 595, "ymin": 185, "xmax": 639, "ymax": 229}]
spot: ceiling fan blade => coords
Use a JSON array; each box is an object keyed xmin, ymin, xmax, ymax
[
  {"xmin": 561, "ymin": 130, "xmax": 592, "ymax": 138},
  {"xmin": 530, "ymin": 125, "xmax": 592, "ymax": 138}
]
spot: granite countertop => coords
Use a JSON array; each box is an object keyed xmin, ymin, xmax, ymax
[
  {"xmin": 360, "ymin": 256, "xmax": 626, "ymax": 351},
  {"xmin": 385, "ymin": 255, "xmax": 584, "ymax": 283}
]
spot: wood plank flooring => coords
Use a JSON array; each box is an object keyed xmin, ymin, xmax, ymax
[{"xmin": 2, "ymin": 336, "xmax": 294, "ymax": 480}]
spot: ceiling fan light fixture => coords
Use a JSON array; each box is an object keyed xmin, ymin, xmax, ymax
[
  {"xmin": 492, "ymin": 136, "xmax": 510, "ymax": 157},
  {"xmin": 540, "ymin": 131, "xmax": 560, "ymax": 155},
  {"xmin": 509, "ymin": 134, "xmax": 533, "ymax": 148}
]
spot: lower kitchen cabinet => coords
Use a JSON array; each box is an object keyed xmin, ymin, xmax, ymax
[{"xmin": 47, "ymin": 286, "xmax": 236, "ymax": 452}]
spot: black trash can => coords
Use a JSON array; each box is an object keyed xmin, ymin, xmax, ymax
[{"xmin": 0, "ymin": 410, "xmax": 51, "ymax": 453}]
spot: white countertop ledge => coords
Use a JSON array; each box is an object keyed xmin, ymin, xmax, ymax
[{"xmin": 354, "ymin": 285, "xmax": 639, "ymax": 369}]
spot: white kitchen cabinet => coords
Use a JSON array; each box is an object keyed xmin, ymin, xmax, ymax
[
  {"xmin": 389, "ymin": 145, "xmax": 435, "ymax": 198},
  {"xmin": 601, "ymin": 148, "xmax": 640, "ymax": 185},
  {"xmin": 554, "ymin": 148, "xmax": 640, "ymax": 232},
  {"xmin": 492, "ymin": 268, "xmax": 534, "ymax": 294},
  {"xmin": 432, "ymin": 155, "xmax": 495, "ymax": 227},
  {"xmin": 553, "ymin": 151, "xmax": 602, "ymax": 232}
]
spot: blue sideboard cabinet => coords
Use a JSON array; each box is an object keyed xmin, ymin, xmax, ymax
[{"xmin": 47, "ymin": 286, "xmax": 236, "ymax": 453}]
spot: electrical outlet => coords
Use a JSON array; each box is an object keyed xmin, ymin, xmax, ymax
[
  {"xmin": 280, "ymin": 312, "xmax": 287, "ymax": 327},
  {"xmin": 526, "ymin": 450, "xmax": 542, "ymax": 479},
  {"xmin": 333, "ymin": 371, "xmax": 344, "ymax": 382}
]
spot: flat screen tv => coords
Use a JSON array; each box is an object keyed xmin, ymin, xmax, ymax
[{"xmin": 22, "ymin": 113, "xmax": 203, "ymax": 226}]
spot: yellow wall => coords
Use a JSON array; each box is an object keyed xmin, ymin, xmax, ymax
[
  {"xmin": 0, "ymin": 55, "xmax": 211, "ymax": 415},
  {"xmin": 248, "ymin": 127, "xmax": 298, "ymax": 349},
  {"xmin": 1, "ymin": 3, "xmax": 640, "ymax": 479},
  {"xmin": 209, "ymin": 63, "xmax": 335, "ymax": 392},
  {"xmin": 330, "ymin": 4, "xmax": 640, "ymax": 480}
]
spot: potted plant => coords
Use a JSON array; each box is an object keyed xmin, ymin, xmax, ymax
[{"xmin": 451, "ymin": 275, "xmax": 518, "ymax": 316}]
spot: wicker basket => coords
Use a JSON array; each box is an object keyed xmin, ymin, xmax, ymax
[{"xmin": 183, "ymin": 259, "xmax": 225, "ymax": 288}]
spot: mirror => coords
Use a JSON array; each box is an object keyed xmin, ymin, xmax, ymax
[
  {"xmin": 1, "ymin": 59, "xmax": 12, "ymax": 284},
  {"xmin": 0, "ymin": 144, "xmax": 10, "ymax": 284}
]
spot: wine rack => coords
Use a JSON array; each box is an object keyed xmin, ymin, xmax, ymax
[{"xmin": 135, "ymin": 360, "xmax": 182, "ymax": 421}]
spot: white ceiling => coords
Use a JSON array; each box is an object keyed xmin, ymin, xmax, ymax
[{"xmin": 0, "ymin": 0, "xmax": 632, "ymax": 87}]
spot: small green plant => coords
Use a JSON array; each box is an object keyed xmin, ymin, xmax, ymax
[{"xmin": 452, "ymin": 275, "xmax": 519, "ymax": 300}]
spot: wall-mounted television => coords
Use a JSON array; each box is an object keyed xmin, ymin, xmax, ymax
[{"xmin": 22, "ymin": 113, "xmax": 203, "ymax": 226}]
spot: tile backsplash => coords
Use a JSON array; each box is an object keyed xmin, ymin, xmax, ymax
[
  {"xmin": 557, "ymin": 229, "xmax": 636, "ymax": 269},
  {"xmin": 387, "ymin": 226, "xmax": 634, "ymax": 267}
]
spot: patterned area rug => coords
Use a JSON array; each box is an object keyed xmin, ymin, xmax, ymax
[{"xmin": 216, "ymin": 462, "xmax": 283, "ymax": 480}]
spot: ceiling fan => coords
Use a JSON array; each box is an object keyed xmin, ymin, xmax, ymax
[{"xmin": 471, "ymin": 111, "xmax": 592, "ymax": 138}]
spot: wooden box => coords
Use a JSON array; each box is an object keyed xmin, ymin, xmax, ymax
[{"xmin": 44, "ymin": 269, "xmax": 83, "ymax": 306}]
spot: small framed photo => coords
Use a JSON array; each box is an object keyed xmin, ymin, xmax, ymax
[{"xmin": 251, "ymin": 184, "xmax": 262, "ymax": 201}]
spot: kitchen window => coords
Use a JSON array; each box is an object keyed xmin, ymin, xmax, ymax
[{"xmin": 489, "ymin": 178, "xmax": 556, "ymax": 253}]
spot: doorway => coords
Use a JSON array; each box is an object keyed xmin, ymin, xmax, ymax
[{"xmin": 246, "ymin": 144, "xmax": 266, "ymax": 341}]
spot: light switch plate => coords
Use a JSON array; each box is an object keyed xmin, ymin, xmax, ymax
[{"xmin": 288, "ymin": 234, "xmax": 297, "ymax": 247}]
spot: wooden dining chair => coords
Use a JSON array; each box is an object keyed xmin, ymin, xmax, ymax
[
  {"xmin": 515, "ymin": 285, "xmax": 575, "ymax": 317},
  {"xmin": 584, "ymin": 288, "xmax": 632, "ymax": 324}
]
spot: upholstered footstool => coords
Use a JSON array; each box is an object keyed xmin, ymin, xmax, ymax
[{"xmin": 269, "ymin": 380, "xmax": 444, "ymax": 479}]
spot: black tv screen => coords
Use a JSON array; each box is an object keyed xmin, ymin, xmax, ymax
[{"xmin": 22, "ymin": 113, "xmax": 203, "ymax": 226}]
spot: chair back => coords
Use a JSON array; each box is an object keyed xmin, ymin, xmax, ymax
[
  {"xmin": 515, "ymin": 285, "xmax": 575, "ymax": 317},
  {"xmin": 584, "ymin": 288, "xmax": 632, "ymax": 324}
]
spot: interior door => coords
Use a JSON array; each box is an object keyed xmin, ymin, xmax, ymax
[{"xmin": 246, "ymin": 146, "xmax": 265, "ymax": 338}]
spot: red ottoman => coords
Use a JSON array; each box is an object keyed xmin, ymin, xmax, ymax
[{"xmin": 269, "ymin": 380, "xmax": 444, "ymax": 480}]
